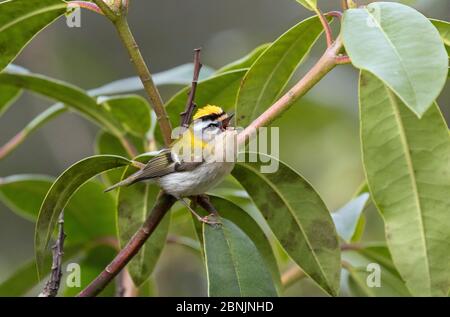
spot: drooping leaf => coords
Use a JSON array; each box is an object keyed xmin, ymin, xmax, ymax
[
  {"xmin": 64, "ymin": 245, "xmax": 116, "ymax": 297},
  {"xmin": 0, "ymin": 0, "xmax": 67, "ymax": 71},
  {"xmin": 359, "ymin": 71, "xmax": 450, "ymax": 296},
  {"xmin": 232, "ymin": 153, "xmax": 341, "ymax": 296},
  {"xmin": 0, "ymin": 175, "xmax": 117, "ymax": 247},
  {"xmin": 430, "ymin": 19, "xmax": 450, "ymax": 50},
  {"xmin": 236, "ymin": 16, "xmax": 327, "ymax": 127},
  {"xmin": 0, "ymin": 86, "xmax": 21, "ymax": 116},
  {"xmin": 95, "ymin": 131, "xmax": 145, "ymax": 185},
  {"xmin": 35, "ymin": 155, "xmax": 130, "ymax": 277},
  {"xmin": 88, "ymin": 63, "xmax": 216, "ymax": 96},
  {"xmin": 343, "ymin": 2, "xmax": 448, "ymax": 116},
  {"xmin": 0, "ymin": 72, "xmax": 125, "ymax": 136},
  {"xmin": 117, "ymin": 155, "xmax": 170, "ymax": 286},
  {"xmin": 203, "ymin": 218, "xmax": 278, "ymax": 297},
  {"xmin": 0, "ymin": 104, "xmax": 66, "ymax": 160},
  {"xmin": 0, "ymin": 246, "xmax": 79, "ymax": 297},
  {"xmin": 97, "ymin": 95, "xmax": 151, "ymax": 137},
  {"xmin": 331, "ymin": 193, "xmax": 369, "ymax": 242},
  {"xmin": 344, "ymin": 244, "xmax": 410, "ymax": 297},
  {"xmin": 295, "ymin": 0, "xmax": 317, "ymax": 11},
  {"xmin": 216, "ymin": 43, "xmax": 271, "ymax": 73},
  {"xmin": 193, "ymin": 195, "xmax": 281, "ymax": 291}
]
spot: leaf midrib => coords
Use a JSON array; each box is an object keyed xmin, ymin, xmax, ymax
[
  {"xmin": 384, "ymin": 86, "xmax": 431, "ymax": 294},
  {"xmin": 364, "ymin": 7, "xmax": 418, "ymax": 107},
  {"xmin": 236, "ymin": 163, "xmax": 334, "ymax": 293}
]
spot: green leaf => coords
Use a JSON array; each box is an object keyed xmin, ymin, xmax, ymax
[
  {"xmin": 295, "ymin": 0, "xmax": 317, "ymax": 11},
  {"xmin": 194, "ymin": 195, "xmax": 281, "ymax": 291},
  {"xmin": 232, "ymin": 154, "xmax": 341, "ymax": 296},
  {"xmin": 0, "ymin": 176, "xmax": 117, "ymax": 246},
  {"xmin": 216, "ymin": 44, "xmax": 271, "ymax": 74},
  {"xmin": 98, "ymin": 95, "xmax": 151, "ymax": 137},
  {"xmin": 343, "ymin": 2, "xmax": 448, "ymax": 117},
  {"xmin": 0, "ymin": 246, "xmax": 79, "ymax": 296},
  {"xmin": 331, "ymin": 193, "xmax": 369, "ymax": 242},
  {"xmin": 0, "ymin": 85, "xmax": 21, "ymax": 116},
  {"xmin": 88, "ymin": 63, "xmax": 216, "ymax": 96},
  {"xmin": 430, "ymin": 19, "xmax": 450, "ymax": 48},
  {"xmin": 345, "ymin": 244, "xmax": 410, "ymax": 297},
  {"xmin": 117, "ymin": 155, "xmax": 170, "ymax": 286},
  {"xmin": 236, "ymin": 16, "xmax": 327, "ymax": 127},
  {"xmin": 203, "ymin": 218, "xmax": 278, "ymax": 296},
  {"xmin": 0, "ymin": 0, "xmax": 67, "ymax": 72},
  {"xmin": 64, "ymin": 246, "xmax": 116, "ymax": 297},
  {"xmin": 35, "ymin": 155, "xmax": 130, "ymax": 277},
  {"xmin": 359, "ymin": 71, "xmax": 450, "ymax": 296},
  {"xmin": 0, "ymin": 72, "xmax": 125, "ymax": 136}
]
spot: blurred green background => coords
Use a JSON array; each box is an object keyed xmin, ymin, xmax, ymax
[{"xmin": 0, "ymin": 0, "xmax": 449, "ymax": 296}]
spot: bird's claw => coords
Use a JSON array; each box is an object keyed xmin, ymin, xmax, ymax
[{"xmin": 200, "ymin": 214, "xmax": 221, "ymax": 226}]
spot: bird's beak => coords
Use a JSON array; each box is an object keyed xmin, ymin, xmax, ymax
[{"xmin": 221, "ymin": 112, "xmax": 234, "ymax": 129}]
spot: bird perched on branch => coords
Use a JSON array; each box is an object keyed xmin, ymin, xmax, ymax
[{"xmin": 105, "ymin": 105, "xmax": 236, "ymax": 224}]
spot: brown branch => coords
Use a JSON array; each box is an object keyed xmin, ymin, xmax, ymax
[
  {"xmin": 77, "ymin": 193, "xmax": 176, "ymax": 297},
  {"xmin": 38, "ymin": 211, "xmax": 66, "ymax": 297},
  {"xmin": 341, "ymin": 0, "xmax": 349, "ymax": 10},
  {"xmin": 180, "ymin": 48, "xmax": 203, "ymax": 128}
]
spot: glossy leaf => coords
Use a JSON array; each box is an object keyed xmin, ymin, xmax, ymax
[
  {"xmin": 216, "ymin": 44, "xmax": 270, "ymax": 73},
  {"xmin": 64, "ymin": 246, "xmax": 116, "ymax": 297},
  {"xmin": 430, "ymin": 19, "xmax": 450, "ymax": 50},
  {"xmin": 203, "ymin": 218, "xmax": 277, "ymax": 297},
  {"xmin": 0, "ymin": 72, "xmax": 124, "ymax": 136},
  {"xmin": 0, "ymin": 86, "xmax": 21, "ymax": 116},
  {"xmin": 232, "ymin": 154, "xmax": 341, "ymax": 296},
  {"xmin": 331, "ymin": 193, "xmax": 369, "ymax": 242},
  {"xmin": 236, "ymin": 16, "xmax": 326, "ymax": 127},
  {"xmin": 194, "ymin": 195, "xmax": 281, "ymax": 290},
  {"xmin": 0, "ymin": 104, "xmax": 66, "ymax": 160},
  {"xmin": 0, "ymin": 0, "xmax": 67, "ymax": 71},
  {"xmin": 0, "ymin": 175, "xmax": 117, "ymax": 246},
  {"xmin": 0, "ymin": 246, "xmax": 79, "ymax": 297},
  {"xmin": 359, "ymin": 71, "xmax": 450, "ymax": 296},
  {"xmin": 295, "ymin": 0, "xmax": 317, "ymax": 11},
  {"xmin": 97, "ymin": 95, "xmax": 151, "ymax": 137},
  {"xmin": 117, "ymin": 155, "xmax": 170, "ymax": 286},
  {"xmin": 35, "ymin": 155, "xmax": 130, "ymax": 277},
  {"xmin": 88, "ymin": 63, "xmax": 216, "ymax": 96},
  {"xmin": 343, "ymin": 2, "xmax": 448, "ymax": 117}
]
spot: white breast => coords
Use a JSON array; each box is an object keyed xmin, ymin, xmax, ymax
[{"xmin": 156, "ymin": 161, "xmax": 235, "ymax": 198}]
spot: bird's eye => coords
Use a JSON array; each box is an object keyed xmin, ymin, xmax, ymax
[{"xmin": 207, "ymin": 122, "xmax": 220, "ymax": 129}]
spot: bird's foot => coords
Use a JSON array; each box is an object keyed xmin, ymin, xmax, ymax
[{"xmin": 199, "ymin": 213, "xmax": 222, "ymax": 227}]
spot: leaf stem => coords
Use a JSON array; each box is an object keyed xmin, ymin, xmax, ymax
[
  {"xmin": 92, "ymin": 0, "xmax": 118, "ymax": 21},
  {"xmin": 77, "ymin": 193, "xmax": 176, "ymax": 297}
]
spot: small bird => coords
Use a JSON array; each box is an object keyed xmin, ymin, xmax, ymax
[{"xmin": 105, "ymin": 105, "xmax": 236, "ymax": 224}]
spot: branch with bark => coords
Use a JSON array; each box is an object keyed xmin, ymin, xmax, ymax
[{"xmin": 39, "ymin": 212, "xmax": 66, "ymax": 297}]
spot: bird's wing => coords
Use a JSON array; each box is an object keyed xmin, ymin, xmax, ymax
[{"xmin": 135, "ymin": 149, "xmax": 202, "ymax": 180}]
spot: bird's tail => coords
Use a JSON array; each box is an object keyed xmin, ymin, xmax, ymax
[{"xmin": 104, "ymin": 170, "xmax": 144, "ymax": 193}]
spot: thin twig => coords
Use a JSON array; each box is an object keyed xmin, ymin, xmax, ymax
[
  {"xmin": 39, "ymin": 211, "xmax": 66, "ymax": 297},
  {"xmin": 77, "ymin": 193, "xmax": 176, "ymax": 297},
  {"xmin": 92, "ymin": 0, "xmax": 118, "ymax": 21},
  {"xmin": 119, "ymin": 136, "xmax": 138, "ymax": 158},
  {"xmin": 342, "ymin": 0, "xmax": 349, "ymax": 10},
  {"xmin": 180, "ymin": 48, "xmax": 203, "ymax": 129}
]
